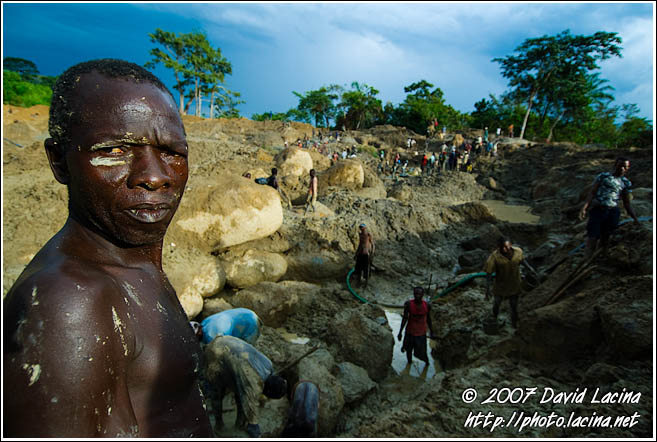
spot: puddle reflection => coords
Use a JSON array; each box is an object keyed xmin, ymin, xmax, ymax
[{"xmin": 384, "ymin": 309, "xmax": 439, "ymax": 379}]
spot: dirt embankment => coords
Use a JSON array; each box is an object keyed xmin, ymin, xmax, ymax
[{"xmin": 2, "ymin": 105, "xmax": 653, "ymax": 437}]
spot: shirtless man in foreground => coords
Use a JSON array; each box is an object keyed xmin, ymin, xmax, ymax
[{"xmin": 3, "ymin": 59, "xmax": 212, "ymax": 437}]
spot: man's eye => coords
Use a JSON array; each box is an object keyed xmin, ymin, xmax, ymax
[
  {"xmin": 163, "ymin": 148, "xmax": 187, "ymax": 158},
  {"xmin": 100, "ymin": 146, "xmax": 126, "ymax": 154}
]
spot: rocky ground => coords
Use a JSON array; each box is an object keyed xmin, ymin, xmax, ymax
[{"xmin": 2, "ymin": 104, "xmax": 654, "ymax": 438}]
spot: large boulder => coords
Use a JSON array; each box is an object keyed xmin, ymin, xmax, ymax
[
  {"xmin": 453, "ymin": 133, "xmax": 465, "ymax": 147},
  {"xmin": 222, "ymin": 250, "xmax": 288, "ymax": 288},
  {"xmin": 200, "ymin": 296, "xmax": 234, "ymax": 320},
  {"xmin": 296, "ymin": 349, "xmax": 345, "ymax": 437},
  {"xmin": 340, "ymin": 135, "xmax": 358, "ymax": 146},
  {"xmin": 275, "ymin": 147, "xmax": 313, "ymax": 177},
  {"xmin": 449, "ymin": 202, "xmax": 497, "ymax": 225},
  {"xmin": 308, "ymin": 150, "xmax": 332, "ymax": 171},
  {"xmin": 387, "ymin": 182, "xmax": 411, "ymax": 201},
  {"xmin": 163, "ymin": 247, "xmax": 226, "ymax": 319},
  {"xmin": 328, "ymin": 303, "xmax": 394, "ymax": 382},
  {"xmin": 281, "ymin": 125, "xmax": 310, "ymax": 144},
  {"xmin": 355, "ymin": 166, "xmax": 386, "ymax": 199},
  {"xmin": 318, "ymin": 160, "xmax": 364, "ymax": 192},
  {"xmin": 336, "ymin": 362, "xmax": 377, "ymax": 404},
  {"xmin": 283, "ymin": 251, "xmax": 350, "ymax": 282},
  {"xmin": 169, "ymin": 173, "xmax": 283, "ymax": 252},
  {"xmin": 229, "ymin": 281, "xmax": 320, "ymax": 327},
  {"xmin": 177, "ymin": 290, "xmax": 204, "ymax": 320}
]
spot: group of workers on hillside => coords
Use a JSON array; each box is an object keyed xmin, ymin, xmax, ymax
[
  {"xmin": 3, "ymin": 57, "xmax": 643, "ymax": 438},
  {"xmin": 376, "ymin": 129, "xmax": 505, "ymax": 179}
]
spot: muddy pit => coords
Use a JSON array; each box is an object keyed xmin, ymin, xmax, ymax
[{"xmin": 2, "ymin": 105, "xmax": 653, "ymax": 437}]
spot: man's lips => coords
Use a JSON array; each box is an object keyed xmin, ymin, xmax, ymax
[{"xmin": 124, "ymin": 203, "xmax": 172, "ymax": 223}]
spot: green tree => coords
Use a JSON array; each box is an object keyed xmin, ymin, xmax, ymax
[
  {"xmin": 146, "ymin": 29, "xmax": 235, "ymax": 117},
  {"xmin": 336, "ymin": 82, "xmax": 383, "ymax": 130},
  {"xmin": 616, "ymin": 104, "xmax": 653, "ymax": 148},
  {"xmin": 182, "ymin": 31, "xmax": 233, "ymax": 118},
  {"xmin": 3, "ymin": 57, "xmax": 39, "ymax": 81},
  {"xmin": 146, "ymin": 29, "xmax": 192, "ymax": 114},
  {"xmin": 211, "ymin": 89, "xmax": 244, "ymax": 119},
  {"xmin": 292, "ymin": 85, "xmax": 340, "ymax": 127},
  {"xmin": 493, "ymin": 30, "xmax": 622, "ymax": 139},
  {"xmin": 545, "ymin": 72, "xmax": 615, "ymax": 142},
  {"xmin": 386, "ymin": 80, "xmax": 466, "ymax": 133},
  {"xmin": 285, "ymin": 108, "xmax": 312, "ymax": 124},
  {"xmin": 252, "ymin": 111, "xmax": 288, "ymax": 121},
  {"xmin": 4, "ymin": 57, "xmax": 57, "ymax": 91},
  {"xmin": 3, "ymin": 70, "xmax": 52, "ymax": 106}
]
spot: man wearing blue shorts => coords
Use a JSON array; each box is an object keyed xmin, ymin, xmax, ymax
[{"xmin": 579, "ymin": 157, "xmax": 640, "ymax": 258}]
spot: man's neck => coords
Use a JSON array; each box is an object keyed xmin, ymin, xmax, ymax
[{"xmin": 60, "ymin": 216, "xmax": 163, "ymax": 270}]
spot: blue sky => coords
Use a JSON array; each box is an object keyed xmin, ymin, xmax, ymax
[{"xmin": 2, "ymin": 2, "xmax": 655, "ymax": 123}]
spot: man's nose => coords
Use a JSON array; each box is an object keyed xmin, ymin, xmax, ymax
[{"xmin": 127, "ymin": 146, "xmax": 171, "ymax": 190}]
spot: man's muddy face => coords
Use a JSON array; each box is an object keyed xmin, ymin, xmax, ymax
[
  {"xmin": 615, "ymin": 160, "xmax": 630, "ymax": 177},
  {"xmin": 63, "ymin": 72, "xmax": 188, "ymax": 246}
]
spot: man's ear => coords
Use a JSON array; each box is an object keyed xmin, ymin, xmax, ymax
[{"xmin": 45, "ymin": 138, "xmax": 70, "ymax": 184}]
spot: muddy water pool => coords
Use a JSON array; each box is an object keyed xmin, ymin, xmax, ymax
[{"xmin": 481, "ymin": 199, "xmax": 541, "ymax": 224}]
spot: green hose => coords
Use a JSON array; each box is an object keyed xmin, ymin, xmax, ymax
[
  {"xmin": 346, "ymin": 267, "xmax": 491, "ymax": 306},
  {"xmin": 346, "ymin": 268, "xmax": 370, "ymax": 304},
  {"xmin": 431, "ymin": 272, "xmax": 492, "ymax": 300},
  {"xmin": 346, "ymin": 268, "xmax": 406, "ymax": 308}
]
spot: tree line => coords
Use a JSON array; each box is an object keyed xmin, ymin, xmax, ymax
[{"xmin": 3, "ymin": 28, "xmax": 652, "ymax": 148}]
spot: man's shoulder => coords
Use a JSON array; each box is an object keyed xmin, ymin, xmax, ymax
[
  {"xmin": 513, "ymin": 246, "xmax": 524, "ymax": 259},
  {"xmin": 596, "ymin": 171, "xmax": 612, "ymax": 181},
  {"xmin": 7, "ymin": 257, "xmax": 125, "ymax": 320}
]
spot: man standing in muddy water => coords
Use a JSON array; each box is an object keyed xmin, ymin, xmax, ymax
[
  {"xmin": 3, "ymin": 59, "xmax": 213, "ymax": 437},
  {"xmin": 398, "ymin": 287, "xmax": 435, "ymax": 365}
]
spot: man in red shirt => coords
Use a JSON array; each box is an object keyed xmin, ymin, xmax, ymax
[{"xmin": 397, "ymin": 287, "xmax": 435, "ymax": 365}]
